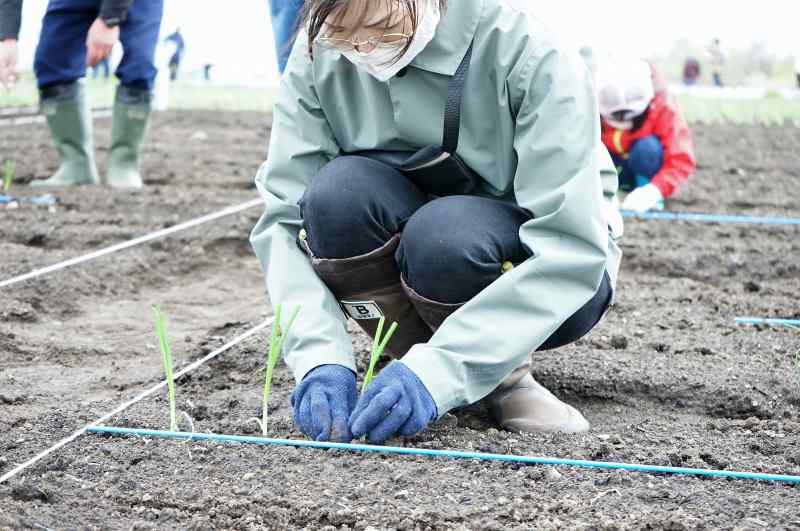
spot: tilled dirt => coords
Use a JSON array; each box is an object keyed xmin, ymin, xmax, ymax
[{"xmin": 1, "ymin": 113, "xmax": 799, "ymax": 530}]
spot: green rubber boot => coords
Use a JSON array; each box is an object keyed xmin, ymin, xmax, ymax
[
  {"xmin": 32, "ymin": 81, "xmax": 100, "ymax": 187},
  {"xmin": 106, "ymin": 86, "xmax": 153, "ymax": 189}
]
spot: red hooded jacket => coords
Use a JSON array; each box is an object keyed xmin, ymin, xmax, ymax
[{"xmin": 601, "ymin": 66, "xmax": 696, "ymax": 198}]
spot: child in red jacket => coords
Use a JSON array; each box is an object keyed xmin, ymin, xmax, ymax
[{"xmin": 597, "ymin": 59, "xmax": 696, "ymax": 212}]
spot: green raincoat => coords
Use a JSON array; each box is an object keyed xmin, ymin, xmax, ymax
[{"xmin": 250, "ymin": 0, "xmax": 623, "ymax": 415}]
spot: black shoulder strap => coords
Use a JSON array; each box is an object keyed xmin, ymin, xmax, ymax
[{"xmin": 442, "ymin": 41, "xmax": 474, "ymax": 154}]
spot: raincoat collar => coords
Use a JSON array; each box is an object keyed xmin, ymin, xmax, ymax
[{"xmin": 410, "ymin": 0, "xmax": 484, "ymax": 75}]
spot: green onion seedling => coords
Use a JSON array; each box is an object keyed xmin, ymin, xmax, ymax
[
  {"xmin": 3, "ymin": 160, "xmax": 15, "ymax": 194},
  {"xmin": 254, "ymin": 304, "xmax": 301, "ymax": 436},
  {"xmin": 361, "ymin": 317, "xmax": 398, "ymax": 393},
  {"xmin": 152, "ymin": 305, "xmax": 178, "ymax": 432}
]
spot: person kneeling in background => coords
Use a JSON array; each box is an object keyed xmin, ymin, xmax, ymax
[{"xmin": 597, "ymin": 59, "xmax": 696, "ymax": 213}]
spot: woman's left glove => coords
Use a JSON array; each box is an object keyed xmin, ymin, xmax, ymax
[
  {"xmin": 349, "ymin": 362, "xmax": 438, "ymax": 444},
  {"xmin": 291, "ymin": 364, "xmax": 357, "ymax": 442},
  {"xmin": 621, "ymin": 183, "xmax": 664, "ymax": 213}
]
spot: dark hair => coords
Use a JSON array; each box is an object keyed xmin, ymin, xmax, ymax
[{"xmin": 300, "ymin": 0, "xmax": 448, "ymax": 63}]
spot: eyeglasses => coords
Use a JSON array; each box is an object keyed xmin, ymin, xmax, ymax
[{"xmin": 317, "ymin": 32, "xmax": 411, "ymax": 55}]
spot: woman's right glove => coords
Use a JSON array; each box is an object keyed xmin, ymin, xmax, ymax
[
  {"xmin": 348, "ymin": 362, "xmax": 438, "ymax": 444},
  {"xmin": 291, "ymin": 364, "xmax": 357, "ymax": 442}
]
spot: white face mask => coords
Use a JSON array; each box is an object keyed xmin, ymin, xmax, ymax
[
  {"xmin": 605, "ymin": 118, "xmax": 635, "ymax": 130},
  {"xmin": 341, "ymin": 1, "xmax": 441, "ymax": 82}
]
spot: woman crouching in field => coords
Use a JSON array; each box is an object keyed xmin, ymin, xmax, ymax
[{"xmin": 251, "ymin": 0, "xmax": 622, "ymax": 443}]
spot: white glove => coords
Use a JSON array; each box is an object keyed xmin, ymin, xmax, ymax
[{"xmin": 621, "ymin": 183, "xmax": 663, "ymax": 213}]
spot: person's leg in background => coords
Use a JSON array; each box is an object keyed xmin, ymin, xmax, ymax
[
  {"xmin": 32, "ymin": 0, "xmax": 100, "ymax": 187},
  {"xmin": 108, "ymin": 0, "xmax": 164, "ymax": 188},
  {"xmin": 299, "ymin": 156, "xmax": 434, "ymax": 357},
  {"xmin": 92, "ymin": 55, "xmax": 110, "ymax": 79},
  {"xmin": 397, "ymin": 195, "xmax": 612, "ymax": 433},
  {"xmin": 168, "ymin": 56, "xmax": 178, "ymax": 80},
  {"xmin": 269, "ymin": 0, "xmax": 304, "ymax": 74},
  {"xmin": 611, "ymin": 152, "xmax": 635, "ymax": 193},
  {"xmin": 625, "ymin": 135, "xmax": 665, "ymax": 208},
  {"xmin": 100, "ymin": 55, "xmax": 110, "ymax": 79}
]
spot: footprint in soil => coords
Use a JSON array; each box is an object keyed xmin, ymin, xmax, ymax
[
  {"xmin": 4, "ymin": 485, "xmax": 54, "ymax": 503},
  {"xmin": 707, "ymin": 394, "xmax": 775, "ymax": 420},
  {"xmin": 0, "ymin": 394, "xmax": 27, "ymax": 405},
  {"xmin": 1, "ymin": 304, "xmax": 37, "ymax": 323}
]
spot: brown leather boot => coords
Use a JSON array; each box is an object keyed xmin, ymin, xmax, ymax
[
  {"xmin": 402, "ymin": 280, "xmax": 590, "ymax": 434},
  {"xmin": 303, "ymin": 233, "xmax": 432, "ymax": 358}
]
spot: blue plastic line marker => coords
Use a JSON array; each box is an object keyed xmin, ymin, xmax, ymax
[
  {"xmin": 87, "ymin": 426, "xmax": 800, "ymax": 485},
  {"xmin": 0, "ymin": 194, "xmax": 56, "ymax": 206},
  {"xmin": 736, "ymin": 317, "xmax": 800, "ymax": 327},
  {"xmin": 621, "ymin": 209, "xmax": 800, "ymax": 226}
]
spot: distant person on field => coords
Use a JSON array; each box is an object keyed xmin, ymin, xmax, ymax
[
  {"xmin": 597, "ymin": 58, "xmax": 696, "ymax": 213},
  {"xmin": 268, "ymin": 0, "xmax": 303, "ymax": 73},
  {"xmin": 165, "ymin": 27, "xmax": 185, "ymax": 81},
  {"xmin": 682, "ymin": 57, "xmax": 700, "ymax": 86},
  {"xmin": 795, "ymin": 52, "xmax": 800, "ymax": 90},
  {"xmin": 0, "ymin": 0, "xmax": 164, "ymax": 189},
  {"xmin": 708, "ymin": 38, "xmax": 725, "ymax": 87}
]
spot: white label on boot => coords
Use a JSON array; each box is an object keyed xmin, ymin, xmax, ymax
[{"xmin": 341, "ymin": 301, "xmax": 383, "ymax": 320}]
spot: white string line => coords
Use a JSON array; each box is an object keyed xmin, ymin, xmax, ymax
[
  {"xmin": 0, "ymin": 319, "xmax": 272, "ymax": 485},
  {"xmin": 0, "ymin": 198, "xmax": 263, "ymax": 289},
  {"xmin": 0, "ymin": 106, "xmax": 39, "ymax": 116},
  {"xmin": 0, "ymin": 109, "xmax": 113, "ymax": 127}
]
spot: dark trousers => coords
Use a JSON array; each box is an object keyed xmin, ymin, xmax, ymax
[
  {"xmin": 612, "ymin": 135, "xmax": 664, "ymax": 192},
  {"xmin": 34, "ymin": 0, "xmax": 164, "ymax": 90},
  {"xmin": 300, "ymin": 156, "xmax": 612, "ymax": 351}
]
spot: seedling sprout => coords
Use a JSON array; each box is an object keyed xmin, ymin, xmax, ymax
[
  {"xmin": 152, "ymin": 305, "xmax": 177, "ymax": 431},
  {"xmin": 253, "ymin": 304, "xmax": 301, "ymax": 436},
  {"xmin": 3, "ymin": 160, "xmax": 15, "ymax": 193},
  {"xmin": 361, "ymin": 317, "xmax": 398, "ymax": 393}
]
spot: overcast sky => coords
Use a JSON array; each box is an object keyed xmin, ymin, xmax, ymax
[{"xmin": 15, "ymin": 0, "xmax": 799, "ymax": 84}]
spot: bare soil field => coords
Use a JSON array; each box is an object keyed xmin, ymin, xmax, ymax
[{"xmin": 1, "ymin": 112, "xmax": 799, "ymax": 530}]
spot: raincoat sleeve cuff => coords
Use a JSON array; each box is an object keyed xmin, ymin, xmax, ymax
[
  {"xmin": 99, "ymin": 0, "xmax": 133, "ymax": 25},
  {"xmin": 650, "ymin": 174, "xmax": 674, "ymax": 199},
  {"xmin": 401, "ymin": 345, "xmax": 463, "ymax": 417},
  {"xmin": 290, "ymin": 344, "xmax": 357, "ymax": 384}
]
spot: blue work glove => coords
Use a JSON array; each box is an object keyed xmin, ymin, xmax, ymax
[
  {"xmin": 291, "ymin": 364, "xmax": 357, "ymax": 442},
  {"xmin": 349, "ymin": 362, "xmax": 438, "ymax": 444}
]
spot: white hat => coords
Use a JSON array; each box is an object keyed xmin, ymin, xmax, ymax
[{"xmin": 596, "ymin": 58, "xmax": 654, "ymax": 125}]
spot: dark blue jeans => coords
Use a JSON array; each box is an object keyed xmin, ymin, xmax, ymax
[
  {"xmin": 34, "ymin": 0, "xmax": 164, "ymax": 90},
  {"xmin": 268, "ymin": 0, "xmax": 304, "ymax": 73},
  {"xmin": 612, "ymin": 135, "xmax": 664, "ymax": 192},
  {"xmin": 300, "ymin": 156, "xmax": 612, "ymax": 351}
]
